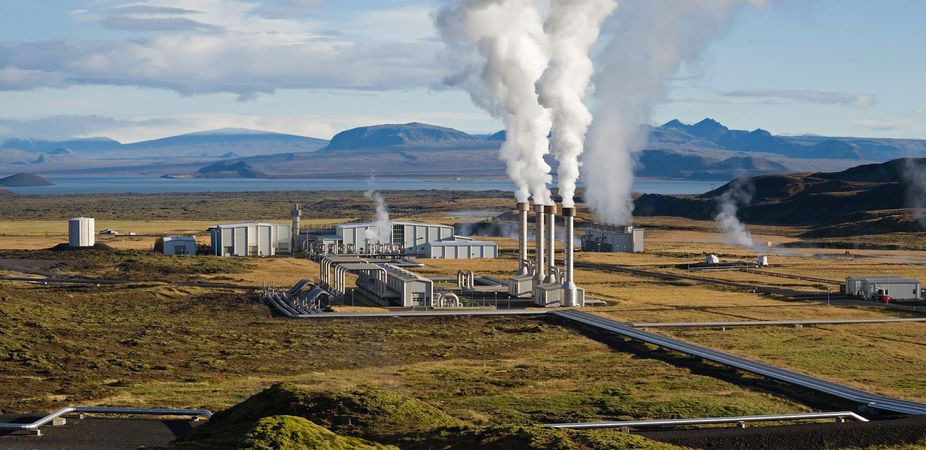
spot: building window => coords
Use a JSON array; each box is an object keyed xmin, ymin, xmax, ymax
[{"xmin": 392, "ymin": 224, "xmax": 405, "ymax": 245}]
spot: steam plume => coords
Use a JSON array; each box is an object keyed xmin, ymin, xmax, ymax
[
  {"xmin": 536, "ymin": 0, "xmax": 618, "ymax": 207},
  {"xmin": 583, "ymin": 0, "xmax": 769, "ymax": 225},
  {"xmin": 364, "ymin": 188, "xmax": 392, "ymax": 243},
  {"xmin": 435, "ymin": 0, "xmax": 553, "ymax": 204},
  {"xmin": 714, "ymin": 177, "xmax": 755, "ymax": 248},
  {"xmin": 903, "ymin": 158, "xmax": 926, "ymax": 229}
]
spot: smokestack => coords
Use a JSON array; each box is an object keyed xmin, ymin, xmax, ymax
[
  {"xmin": 544, "ymin": 204, "xmax": 556, "ymax": 283},
  {"xmin": 517, "ymin": 202, "xmax": 530, "ymax": 275},
  {"xmin": 562, "ymin": 206, "xmax": 577, "ymax": 306},
  {"xmin": 291, "ymin": 203, "xmax": 301, "ymax": 251},
  {"xmin": 534, "ymin": 202, "xmax": 545, "ymax": 286}
]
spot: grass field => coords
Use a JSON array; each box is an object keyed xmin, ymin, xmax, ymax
[{"xmin": 0, "ymin": 282, "xmax": 809, "ymax": 424}]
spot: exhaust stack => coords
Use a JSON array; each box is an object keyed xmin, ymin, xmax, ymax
[
  {"xmin": 562, "ymin": 207, "xmax": 578, "ymax": 306},
  {"xmin": 534, "ymin": 202, "xmax": 545, "ymax": 286},
  {"xmin": 544, "ymin": 204, "xmax": 556, "ymax": 283},
  {"xmin": 517, "ymin": 202, "xmax": 530, "ymax": 275}
]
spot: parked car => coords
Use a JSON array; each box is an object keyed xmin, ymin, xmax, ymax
[{"xmin": 875, "ymin": 294, "xmax": 894, "ymax": 303}]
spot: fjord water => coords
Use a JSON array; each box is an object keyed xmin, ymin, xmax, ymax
[{"xmin": 5, "ymin": 176, "xmax": 723, "ymax": 196}]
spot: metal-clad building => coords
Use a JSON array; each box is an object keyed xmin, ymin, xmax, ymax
[
  {"xmin": 210, "ymin": 222, "xmax": 292, "ymax": 257},
  {"xmin": 162, "ymin": 236, "xmax": 197, "ymax": 256},
  {"xmin": 68, "ymin": 217, "xmax": 95, "ymax": 247},
  {"xmin": 381, "ymin": 264, "xmax": 433, "ymax": 307},
  {"xmin": 845, "ymin": 276, "xmax": 921, "ymax": 300},
  {"xmin": 582, "ymin": 224, "xmax": 644, "ymax": 253},
  {"xmin": 425, "ymin": 240, "xmax": 498, "ymax": 259},
  {"xmin": 336, "ymin": 221, "xmax": 453, "ymax": 253}
]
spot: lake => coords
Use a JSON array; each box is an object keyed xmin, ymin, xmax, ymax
[{"xmin": 4, "ymin": 176, "xmax": 725, "ymax": 196}]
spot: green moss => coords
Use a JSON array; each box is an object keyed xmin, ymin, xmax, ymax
[{"xmin": 242, "ymin": 416, "xmax": 396, "ymax": 450}]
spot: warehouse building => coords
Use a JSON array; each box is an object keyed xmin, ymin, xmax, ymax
[
  {"xmin": 336, "ymin": 221, "xmax": 453, "ymax": 253},
  {"xmin": 582, "ymin": 224, "xmax": 644, "ymax": 253},
  {"xmin": 160, "ymin": 236, "xmax": 197, "ymax": 256},
  {"xmin": 68, "ymin": 217, "xmax": 95, "ymax": 248},
  {"xmin": 425, "ymin": 240, "xmax": 497, "ymax": 259},
  {"xmin": 210, "ymin": 222, "xmax": 292, "ymax": 257},
  {"xmin": 845, "ymin": 276, "xmax": 922, "ymax": 300}
]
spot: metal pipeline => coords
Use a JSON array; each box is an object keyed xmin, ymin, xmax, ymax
[
  {"xmin": 534, "ymin": 202, "xmax": 545, "ymax": 286},
  {"xmin": 0, "ymin": 406, "xmax": 213, "ymax": 436},
  {"xmin": 544, "ymin": 204, "xmax": 556, "ymax": 284},
  {"xmin": 562, "ymin": 207, "xmax": 577, "ymax": 306},
  {"xmin": 517, "ymin": 202, "xmax": 530, "ymax": 275}
]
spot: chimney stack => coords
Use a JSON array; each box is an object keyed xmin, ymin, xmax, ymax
[
  {"xmin": 562, "ymin": 207, "xmax": 578, "ymax": 306},
  {"xmin": 534, "ymin": 201, "xmax": 545, "ymax": 286},
  {"xmin": 517, "ymin": 202, "xmax": 530, "ymax": 275},
  {"xmin": 544, "ymin": 204, "xmax": 556, "ymax": 283}
]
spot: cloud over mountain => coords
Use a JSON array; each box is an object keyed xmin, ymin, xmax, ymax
[{"xmin": 723, "ymin": 89, "xmax": 877, "ymax": 107}]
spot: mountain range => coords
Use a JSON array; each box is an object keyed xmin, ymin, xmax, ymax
[{"xmin": 3, "ymin": 119, "xmax": 926, "ymax": 181}]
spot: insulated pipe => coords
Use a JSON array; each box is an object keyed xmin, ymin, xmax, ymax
[
  {"xmin": 534, "ymin": 203, "xmax": 545, "ymax": 286},
  {"xmin": 562, "ymin": 207, "xmax": 577, "ymax": 307},
  {"xmin": 517, "ymin": 202, "xmax": 530, "ymax": 275},
  {"xmin": 544, "ymin": 204, "xmax": 556, "ymax": 284}
]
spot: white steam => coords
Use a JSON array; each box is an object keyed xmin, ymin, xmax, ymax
[
  {"xmin": 903, "ymin": 158, "xmax": 926, "ymax": 229},
  {"xmin": 535, "ymin": 0, "xmax": 618, "ymax": 207},
  {"xmin": 364, "ymin": 188, "xmax": 392, "ymax": 244},
  {"xmin": 435, "ymin": 0, "xmax": 553, "ymax": 204},
  {"xmin": 583, "ymin": 0, "xmax": 769, "ymax": 225},
  {"xmin": 714, "ymin": 177, "xmax": 756, "ymax": 248}
]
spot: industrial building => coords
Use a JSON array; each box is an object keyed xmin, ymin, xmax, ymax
[
  {"xmin": 425, "ymin": 240, "xmax": 497, "ymax": 259},
  {"xmin": 209, "ymin": 222, "xmax": 292, "ymax": 257},
  {"xmin": 300, "ymin": 220, "xmax": 497, "ymax": 259},
  {"xmin": 319, "ymin": 256, "xmax": 433, "ymax": 307},
  {"xmin": 68, "ymin": 217, "xmax": 95, "ymax": 248},
  {"xmin": 582, "ymin": 224, "xmax": 644, "ymax": 253},
  {"xmin": 160, "ymin": 236, "xmax": 197, "ymax": 256},
  {"xmin": 845, "ymin": 276, "xmax": 922, "ymax": 300}
]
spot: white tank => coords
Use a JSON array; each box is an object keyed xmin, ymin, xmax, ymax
[
  {"xmin": 68, "ymin": 217, "xmax": 95, "ymax": 247},
  {"xmin": 705, "ymin": 254, "xmax": 720, "ymax": 265},
  {"xmin": 757, "ymin": 255, "xmax": 769, "ymax": 267}
]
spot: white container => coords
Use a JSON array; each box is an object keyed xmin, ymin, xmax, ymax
[
  {"xmin": 68, "ymin": 217, "xmax": 95, "ymax": 247},
  {"xmin": 757, "ymin": 255, "xmax": 769, "ymax": 267},
  {"xmin": 706, "ymin": 254, "xmax": 720, "ymax": 265}
]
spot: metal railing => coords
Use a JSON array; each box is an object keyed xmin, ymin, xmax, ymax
[
  {"xmin": 0, "ymin": 406, "xmax": 212, "ymax": 436},
  {"xmin": 545, "ymin": 411, "xmax": 869, "ymax": 430}
]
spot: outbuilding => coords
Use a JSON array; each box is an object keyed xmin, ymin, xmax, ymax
[
  {"xmin": 845, "ymin": 276, "xmax": 922, "ymax": 300},
  {"xmin": 336, "ymin": 221, "xmax": 453, "ymax": 254},
  {"xmin": 582, "ymin": 224, "xmax": 644, "ymax": 253},
  {"xmin": 160, "ymin": 236, "xmax": 197, "ymax": 256}
]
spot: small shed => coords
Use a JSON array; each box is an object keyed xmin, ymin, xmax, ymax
[{"xmin": 161, "ymin": 236, "xmax": 197, "ymax": 256}]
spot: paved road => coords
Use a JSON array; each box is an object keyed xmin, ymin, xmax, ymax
[
  {"xmin": 553, "ymin": 309, "xmax": 926, "ymax": 416},
  {"xmin": 0, "ymin": 418, "xmax": 194, "ymax": 449},
  {"xmin": 633, "ymin": 317, "xmax": 926, "ymax": 328}
]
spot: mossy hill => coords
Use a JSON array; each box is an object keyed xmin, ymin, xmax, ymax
[
  {"xmin": 0, "ymin": 172, "xmax": 53, "ymax": 187},
  {"xmin": 634, "ymin": 158, "xmax": 926, "ymax": 238}
]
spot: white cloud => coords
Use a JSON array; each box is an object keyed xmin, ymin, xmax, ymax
[
  {"xmin": 722, "ymin": 89, "xmax": 877, "ymax": 107},
  {"xmin": 0, "ymin": 0, "xmax": 442, "ymax": 100}
]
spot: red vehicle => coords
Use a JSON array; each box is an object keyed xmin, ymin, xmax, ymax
[{"xmin": 875, "ymin": 294, "xmax": 894, "ymax": 303}]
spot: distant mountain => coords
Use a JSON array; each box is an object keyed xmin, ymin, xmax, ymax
[
  {"xmin": 324, "ymin": 122, "xmax": 478, "ymax": 151},
  {"xmin": 634, "ymin": 158, "xmax": 926, "ymax": 237},
  {"xmin": 486, "ymin": 130, "xmax": 506, "ymax": 141},
  {"xmin": 190, "ymin": 160, "xmax": 267, "ymax": 178},
  {"xmin": 0, "ymin": 137, "xmax": 122, "ymax": 153},
  {"xmin": 126, "ymin": 128, "xmax": 326, "ymax": 152},
  {"xmin": 0, "ymin": 172, "xmax": 53, "ymax": 187}
]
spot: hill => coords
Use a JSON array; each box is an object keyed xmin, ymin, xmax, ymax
[
  {"xmin": 190, "ymin": 160, "xmax": 267, "ymax": 178},
  {"xmin": 0, "ymin": 172, "xmax": 53, "ymax": 187},
  {"xmin": 323, "ymin": 122, "xmax": 478, "ymax": 151},
  {"xmin": 634, "ymin": 158, "xmax": 926, "ymax": 237}
]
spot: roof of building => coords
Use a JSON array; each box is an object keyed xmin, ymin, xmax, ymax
[
  {"xmin": 163, "ymin": 236, "xmax": 196, "ymax": 242},
  {"xmin": 380, "ymin": 263, "xmax": 431, "ymax": 282},
  {"xmin": 214, "ymin": 222, "xmax": 288, "ymax": 228},
  {"xmin": 847, "ymin": 276, "xmax": 920, "ymax": 283},
  {"xmin": 425, "ymin": 240, "xmax": 497, "ymax": 247},
  {"xmin": 336, "ymin": 221, "xmax": 452, "ymax": 229}
]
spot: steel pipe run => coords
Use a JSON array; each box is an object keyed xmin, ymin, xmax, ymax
[
  {"xmin": 517, "ymin": 202, "xmax": 530, "ymax": 275},
  {"xmin": 544, "ymin": 411, "xmax": 869, "ymax": 430},
  {"xmin": 561, "ymin": 206, "xmax": 577, "ymax": 306},
  {"xmin": 534, "ymin": 202, "xmax": 545, "ymax": 286},
  {"xmin": 544, "ymin": 204, "xmax": 556, "ymax": 284},
  {"xmin": 0, "ymin": 406, "xmax": 213, "ymax": 436}
]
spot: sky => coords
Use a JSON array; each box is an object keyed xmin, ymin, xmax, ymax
[{"xmin": 0, "ymin": 0, "xmax": 923, "ymax": 143}]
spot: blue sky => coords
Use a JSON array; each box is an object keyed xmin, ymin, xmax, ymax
[{"xmin": 0, "ymin": 0, "xmax": 923, "ymax": 142}]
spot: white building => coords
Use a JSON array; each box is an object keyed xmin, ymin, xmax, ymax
[
  {"xmin": 336, "ymin": 221, "xmax": 453, "ymax": 254},
  {"xmin": 161, "ymin": 236, "xmax": 197, "ymax": 256},
  {"xmin": 68, "ymin": 217, "xmax": 95, "ymax": 247},
  {"xmin": 210, "ymin": 222, "xmax": 292, "ymax": 257},
  {"xmin": 425, "ymin": 240, "xmax": 497, "ymax": 259},
  {"xmin": 845, "ymin": 276, "xmax": 922, "ymax": 300}
]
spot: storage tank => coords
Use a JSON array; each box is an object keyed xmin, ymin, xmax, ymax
[
  {"xmin": 705, "ymin": 254, "xmax": 720, "ymax": 265},
  {"xmin": 68, "ymin": 217, "xmax": 95, "ymax": 247}
]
